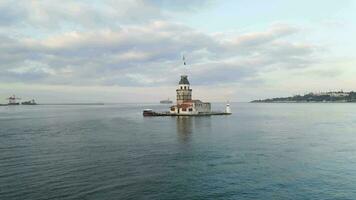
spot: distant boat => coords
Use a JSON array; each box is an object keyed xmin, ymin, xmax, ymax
[
  {"xmin": 143, "ymin": 109, "xmax": 154, "ymax": 116},
  {"xmin": 6, "ymin": 95, "xmax": 20, "ymax": 105},
  {"xmin": 160, "ymin": 98, "xmax": 173, "ymax": 104},
  {"xmin": 21, "ymin": 99, "xmax": 37, "ymax": 105},
  {"xmin": 8, "ymin": 102, "xmax": 20, "ymax": 105}
]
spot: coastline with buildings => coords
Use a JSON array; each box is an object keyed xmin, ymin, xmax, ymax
[{"xmin": 251, "ymin": 91, "xmax": 356, "ymax": 103}]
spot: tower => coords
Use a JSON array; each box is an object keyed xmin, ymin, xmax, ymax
[{"xmin": 176, "ymin": 75, "xmax": 192, "ymax": 105}]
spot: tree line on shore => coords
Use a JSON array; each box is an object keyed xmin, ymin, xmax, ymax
[{"xmin": 251, "ymin": 91, "xmax": 356, "ymax": 103}]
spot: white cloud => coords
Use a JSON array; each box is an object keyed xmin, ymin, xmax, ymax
[
  {"xmin": 0, "ymin": 0, "xmax": 352, "ymax": 102},
  {"xmin": 0, "ymin": 20, "xmax": 317, "ymax": 89}
]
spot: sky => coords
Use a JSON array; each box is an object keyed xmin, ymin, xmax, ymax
[{"xmin": 1, "ymin": 0, "xmax": 356, "ymax": 103}]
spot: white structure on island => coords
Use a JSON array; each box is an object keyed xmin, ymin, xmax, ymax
[
  {"xmin": 225, "ymin": 103, "xmax": 231, "ymax": 114},
  {"xmin": 170, "ymin": 75, "xmax": 211, "ymax": 115}
]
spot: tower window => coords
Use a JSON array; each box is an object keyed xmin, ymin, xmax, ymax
[
  {"xmin": 189, "ymin": 108, "xmax": 193, "ymax": 111},
  {"xmin": 180, "ymin": 86, "xmax": 183, "ymax": 89},
  {"xmin": 184, "ymin": 86, "xmax": 186, "ymax": 89}
]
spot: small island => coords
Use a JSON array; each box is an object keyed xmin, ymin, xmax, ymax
[
  {"xmin": 251, "ymin": 91, "xmax": 356, "ymax": 103},
  {"xmin": 143, "ymin": 75, "xmax": 231, "ymax": 116}
]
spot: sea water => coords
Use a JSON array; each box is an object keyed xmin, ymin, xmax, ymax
[{"xmin": 1, "ymin": 103, "xmax": 356, "ymax": 199}]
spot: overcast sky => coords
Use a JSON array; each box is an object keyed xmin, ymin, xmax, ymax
[{"xmin": 1, "ymin": 0, "xmax": 356, "ymax": 103}]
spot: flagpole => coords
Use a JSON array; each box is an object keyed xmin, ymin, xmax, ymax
[{"xmin": 182, "ymin": 54, "xmax": 188, "ymax": 76}]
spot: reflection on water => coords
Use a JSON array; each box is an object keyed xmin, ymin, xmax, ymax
[
  {"xmin": 175, "ymin": 116, "xmax": 212, "ymax": 142},
  {"xmin": 176, "ymin": 116, "xmax": 193, "ymax": 142}
]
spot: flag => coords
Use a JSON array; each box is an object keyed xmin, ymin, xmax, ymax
[{"xmin": 183, "ymin": 55, "xmax": 186, "ymax": 65}]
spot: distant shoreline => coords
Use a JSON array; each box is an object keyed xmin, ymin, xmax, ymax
[
  {"xmin": 251, "ymin": 91, "xmax": 356, "ymax": 103},
  {"xmin": 251, "ymin": 101, "xmax": 356, "ymax": 103},
  {"xmin": 39, "ymin": 103, "xmax": 105, "ymax": 105},
  {"xmin": 0, "ymin": 103, "xmax": 105, "ymax": 106}
]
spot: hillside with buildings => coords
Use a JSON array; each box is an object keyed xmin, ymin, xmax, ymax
[{"xmin": 251, "ymin": 91, "xmax": 356, "ymax": 103}]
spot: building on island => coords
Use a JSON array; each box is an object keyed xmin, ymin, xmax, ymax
[
  {"xmin": 170, "ymin": 75, "xmax": 211, "ymax": 115},
  {"xmin": 142, "ymin": 74, "xmax": 231, "ymax": 116}
]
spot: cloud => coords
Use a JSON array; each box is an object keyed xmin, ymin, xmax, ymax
[
  {"xmin": 230, "ymin": 24, "xmax": 299, "ymax": 48},
  {"xmin": 147, "ymin": 0, "xmax": 216, "ymax": 12},
  {"xmin": 0, "ymin": 19, "xmax": 317, "ymax": 88},
  {"xmin": 0, "ymin": 0, "xmax": 354, "ymax": 103},
  {"xmin": 0, "ymin": 0, "xmax": 321, "ymax": 100},
  {"xmin": 0, "ymin": 0, "xmax": 216, "ymax": 32},
  {"xmin": 0, "ymin": 1, "xmax": 27, "ymax": 26}
]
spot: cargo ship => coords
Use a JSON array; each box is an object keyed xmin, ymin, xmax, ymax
[
  {"xmin": 6, "ymin": 95, "xmax": 21, "ymax": 105},
  {"xmin": 21, "ymin": 99, "xmax": 37, "ymax": 105},
  {"xmin": 1, "ymin": 95, "xmax": 38, "ymax": 106},
  {"xmin": 160, "ymin": 98, "xmax": 173, "ymax": 104}
]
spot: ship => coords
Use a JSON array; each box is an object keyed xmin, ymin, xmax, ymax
[
  {"xmin": 21, "ymin": 99, "xmax": 37, "ymax": 105},
  {"xmin": 6, "ymin": 95, "xmax": 21, "ymax": 105},
  {"xmin": 160, "ymin": 98, "xmax": 173, "ymax": 104},
  {"xmin": 1, "ymin": 95, "xmax": 39, "ymax": 106},
  {"xmin": 143, "ymin": 109, "xmax": 154, "ymax": 116}
]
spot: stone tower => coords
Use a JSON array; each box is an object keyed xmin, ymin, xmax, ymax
[{"xmin": 176, "ymin": 75, "xmax": 192, "ymax": 105}]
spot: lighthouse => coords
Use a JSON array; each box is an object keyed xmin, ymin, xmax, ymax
[
  {"xmin": 143, "ymin": 57, "xmax": 232, "ymax": 116},
  {"xmin": 176, "ymin": 75, "xmax": 192, "ymax": 105},
  {"xmin": 170, "ymin": 75, "xmax": 211, "ymax": 115}
]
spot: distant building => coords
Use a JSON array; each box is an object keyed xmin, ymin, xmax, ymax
[
  {"xmin": 313, "ymin": 91, "xmax": 350, "ymax": 97},
  {"xmin": 329, "ymin": 91, "xmax": 349, "ymax": 97},
  {"xmin": 170, "ymin": 75, "xmax": 211, "ymax": 115}
]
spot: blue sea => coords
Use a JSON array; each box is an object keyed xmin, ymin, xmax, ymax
[{"xmin": 1, "ymin": 103, "xmax": 356, "ymax": 199}]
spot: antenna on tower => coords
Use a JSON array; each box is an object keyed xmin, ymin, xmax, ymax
[{"xmin": 181, "ymin": 53, "xmax": 189, "ymax": 76}]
